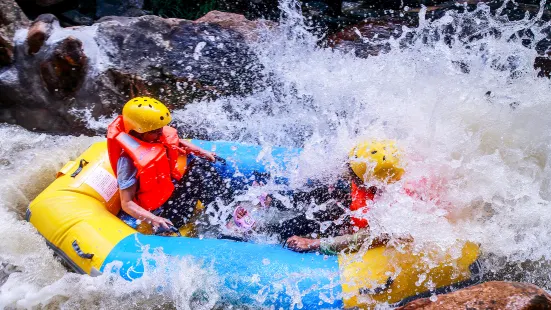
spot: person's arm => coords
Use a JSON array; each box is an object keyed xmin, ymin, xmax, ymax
[
  {"xmin": 319, "ymin": 230, "xmax": 390, "ymax": 254},
  {"xmin": 286, "ymin": 230, "xmax": 390, "ymax": 254},
  {"xmin": 120, "ymin": 183, "xmax": 173, "ymax": 231},
  {"xmin": 179, "ymin": 139, "xmax": 215, "ymax": 161}
]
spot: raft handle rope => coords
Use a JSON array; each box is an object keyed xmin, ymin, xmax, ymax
[
  {"xmin": 70, "ymin": 159, "xmax": 89, "ymax": 178},
  {"xmin": 358, "ymin": 277, "xmax": 394, "ymax": 295},
  {"xmin": 72, "ymin": 240, "xmax": 94, "ymax": 259},
  {"xmin": 214, "ymin": 155, "xmax": 226, "ymax": 164}
]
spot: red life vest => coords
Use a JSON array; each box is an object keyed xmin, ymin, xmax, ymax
[
  {"xmin": 107, "ymin": 116, "xmax": 187, "ymax": 211},
  {"xmin": 349, "ymin": 180, "xmax": 376, "ymax": 229},
  {"xmin": 349, "ymin": 177, "xmax": 442, "ymax": 229}
]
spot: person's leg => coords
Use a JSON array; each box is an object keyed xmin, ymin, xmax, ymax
[
  {"xmin": 270, "ymin": 186, "xmax": 350, "ymax": 241},
  {"xmin": 275, "ymin": 214, "xmax": 321, "ymax": 240},
  {"xmin": 188, "ymin": 157, "xmax": 233, "ymax": 205},
  {"xmin": 159, "ymin": 156, "xmax": 233, "ymax": 228}
]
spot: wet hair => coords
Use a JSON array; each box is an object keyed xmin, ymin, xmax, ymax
[{"xmin": 128, "ymin": 130, "xmax": 141, "ymax": 139}]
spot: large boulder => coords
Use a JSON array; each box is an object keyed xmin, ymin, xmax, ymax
[
  {"xmin": 96, "ymin": 0, "xmax": 145, "ymax": 19},
  {"xmin": 26, "ymin": 13, "xmax": 57, "ymax": 55},
  {"xmin": 327, "ymin": 1, "xmax": 551, "ymax": 60},
  {"xmin": 217, "ymin": 0, "xmax": 280, "ymax": 20},
  {"xmin": 0, "ymin": 0, "xmax": 30, "ymax": 67},
  {"xmin": 326, "ymin": 17, "xmax": 415, "ymax": 58},
  {"xmin": 195, "ymin": 10, "xmax": 276, "ymax": 42},
  {"xmin": 0, "ymin": 12, "xmax": 267, "ymax": 134},
  {"xmin": 397, "ymin": 281, "xmax": 551, "ymax": 310}
]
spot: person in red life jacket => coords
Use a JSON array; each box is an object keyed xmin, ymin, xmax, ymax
[
  {"xmin": 107, "ymin": 97, "xmax": 231, "ymax": 234},
  {"xmin": 285, "ymin": 140, "xmax": 405, "ymax": 254}
]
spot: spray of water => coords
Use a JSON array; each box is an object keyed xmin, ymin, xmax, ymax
[{"xmin": 177, "ymin": 0, "xmax": 551, "ymax": 286}]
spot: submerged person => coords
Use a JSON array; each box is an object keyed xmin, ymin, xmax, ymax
[
  {"xmin": 285, "ymin": 140, "xmax": 407, "ymax": 254},
  {"xmin": 217, "ymin": 179, "xmax": 352, "ymax": 243},
  {"xmin": 107, "ymin": 97, "xmax": 232, "ymax": 234}
]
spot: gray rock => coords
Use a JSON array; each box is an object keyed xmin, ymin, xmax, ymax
[
  {"xmin": 0, "ymin": 0, "xmax": 30, "ymax": 67},
  {"xmin": 326, "ymin": 17, "xmax": 415, "ymax": 57},
  {"xmin": 397, "ymin": 281, "xmax": 551, "ymax": 310},
  {"xmin": 26, "ymin": 14, "xmax": 58, "ymax": 55},
  {"xmin": 61, "ymin": 10, "xmax": 94, "ymax": 26},
  {"xmin": 0, "ymin": 13, "xmax": 266, "ymax": 134},
  {"xmin": 96, "ymin": 0, "xmax": 145, "ymax": 18}
]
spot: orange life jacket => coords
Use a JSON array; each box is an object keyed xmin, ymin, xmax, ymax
[
  {"xmin": 349, "ymin": 180, "xmax": 376, "ymax": 229},
  {"xmin": 107, "ymin": 116, "xmax": 187, "ymax": 211}
]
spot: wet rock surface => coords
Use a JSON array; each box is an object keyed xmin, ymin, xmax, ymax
[
  {"xmin": 326, "ymin": 1, "xmax": 551, "ymax": 62},
  {"xmin": 397, "ymin": 281, "xmax": 551, "ymax": 310},
  {"xmin": 195, "ymin": 10, "xmax": 276, "ymax": 42},
  {"xmin": 39, "ymin": 35, "xmax": 88, "ymax": 98},
  {"xmin": 25, "ymin": 13, "xmax": 57, "ymax": 55},
  {"xmin": 0, "ymin": 11, "xmax": 266, "ymax": 134},
  {"xmin": 0, "ymin": 0, "xmax": 30, "ymax": 66},
  {"xmin": 95, "ymin": 0, "xmax": 145, "ymax": 19},
  {"xmin": 2, "ymin": 0, "xmax": 551, "ymax": 134},
  {"xmin": 326, "ymin": 17, "xmax": 416, "ymax": 57},
  {"xmin": 94, "ymin": 14, "xmax": 263, "ymax": 105}
]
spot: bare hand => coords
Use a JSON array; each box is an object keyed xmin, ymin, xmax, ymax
[
  {"xmin": 204, "ymin": 151, "xmax": 216, "ymax": 162},
  {"xmin": 235, "ymin": 207, "xmax": 248, "ymax": 220},
  {"xmin": 286, "ymin": 236, "xmax": 320, "ymax": 252},
  {"xmin": 150, "ymin": 216, "xmax": 173, "ymax": 231}
]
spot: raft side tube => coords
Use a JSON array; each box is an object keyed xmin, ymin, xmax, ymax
[
  {"xmin": 101, "ymin": 234, "xmax": 344, "ymax": 309},
  {"xmin": 338, "ymin": 241, "xmax": 480, "ymax": 307},
  {"xmin": 28, "ymin": 142, "xmax": 136, "ymax": 273},
  {"xmin": 190, "ymin": 139, "xmax": 302, "ymax": 186}
]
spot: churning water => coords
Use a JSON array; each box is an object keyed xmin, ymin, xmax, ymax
[{"xmin": 2, "ymin": 0, "xmax": 551, "ymax": 308}]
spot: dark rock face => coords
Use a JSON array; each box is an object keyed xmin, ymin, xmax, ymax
[
  {"xmin": 0, "ymin": 0, "xmax": 30, "ymax": 67},
  {"xmin": 60, "ymin": 10, "xmax": 94, "ymax": 26},
  {"xmin": 95, "ymin": 0, "xmax": 145, "ymax": 19},
  {"xmin": 534, "ymin": 55, "xmax": 551, "ymax": 77},
  {"xmin": 397, "ymin": 281, "xmax": 551, "ymax": 310},
  {"xmin": 26, "ymin": 13, "xmax": 57, "ymax": 55},
  {"xmin": 39, "ymin": 36, "xmax": 88, "ymax": 98},
  {"xmin": 0, "ymin": 12, "xmax": 266, "ymax": 134},
  {"xmin": 94, "ymin": 14, "xmax": 263, "ymax": 107},
  {"xmin": 195, "ymin": 10, "xmax": 276, "ymax": 42},
  {"xmin": 0, "ymin": 34, "xmax": 13, "ymax": 66},
  {"xmin": 326, "ymin": 1, "xmax": 551, "ymax": 64}
]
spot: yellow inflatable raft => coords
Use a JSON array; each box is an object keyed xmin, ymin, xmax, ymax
[{"xmin": 27, "ymin": 140, "xmax": 481, "ymax": 309}]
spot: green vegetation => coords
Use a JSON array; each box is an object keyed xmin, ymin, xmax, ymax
[{"xmin": 145, "ymin": 0, "xmax": 221, "ymax": 20}]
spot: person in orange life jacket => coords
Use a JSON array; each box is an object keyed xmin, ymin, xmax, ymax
[
  {"xmin": 107, "ymin": 97, "xmax": 230, "ymax": 233},
  {"xmin": 286, "ymin": 140, "xmax": 405, "ymax": 254}
]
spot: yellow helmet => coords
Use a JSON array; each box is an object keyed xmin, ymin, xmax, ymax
[
  {"xmin": 349, "ymin": 140, "xmax": 405, "ymax": 184},
  {"xmin": 122, "ymin": 97, "xmax": 172, "ymax": 133}
]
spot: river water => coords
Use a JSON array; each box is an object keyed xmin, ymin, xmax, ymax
[{"xmin": 2, "ymin": 0, "xmax": 551, "ymax": 308}]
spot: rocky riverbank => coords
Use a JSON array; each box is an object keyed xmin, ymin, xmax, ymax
[
  {"xmin": 2, "ymin": 0, "xmax": 551, "ymax": 133},
  {"xmin": 398, "ymin": 281, "xmax": 551, "ymax": 309},
  {"xmin": 1, "ymin": 0, "xmax": 271, "ymax": 133}
]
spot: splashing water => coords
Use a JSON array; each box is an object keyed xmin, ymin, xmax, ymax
[
  {"xmin": 178, "ymin": 0, "xmax": 551, "ymax": 287},
  {"xmin": 3, "ymin": 0, "xmax": 551, "ymax": 308}
]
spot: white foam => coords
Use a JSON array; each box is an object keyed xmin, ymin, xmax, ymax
[{"xmin": 3, "ymin": 0, "xmax": 551, "ymax": 306}]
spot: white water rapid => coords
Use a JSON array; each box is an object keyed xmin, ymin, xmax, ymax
[{"xmin": 2, "ymin": 0, "xmax": 551, "ymax": 308}]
